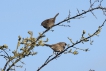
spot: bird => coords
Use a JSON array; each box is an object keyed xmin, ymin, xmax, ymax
[
  {"xmin": 41, "ymin": 13, "xmax": 59, "ymax": 29},
  {"xmin": 44, "ymin": 42, "xmax": 67, "ymax": 55}
]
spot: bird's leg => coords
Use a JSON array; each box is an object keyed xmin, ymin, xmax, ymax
[{"xmin": 48, "ymin": 27, "xmax": 54, "ymax": 32}]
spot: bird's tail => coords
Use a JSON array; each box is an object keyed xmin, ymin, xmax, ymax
[
  {"xmin": 54, "ymin": 13, "xmax": 59, "ymax": 19},
  {"xmin": 44, "ymin": 44, "xmax": 52, "ymax": 47}
]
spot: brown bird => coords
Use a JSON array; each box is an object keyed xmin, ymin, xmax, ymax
[
  {"xmin": 44, "ymin": 42, "xmax": 67, "ymax": 55},
  {"xmin": 41, "ymin": 13, "xmax": 59, "ymax": 29}
]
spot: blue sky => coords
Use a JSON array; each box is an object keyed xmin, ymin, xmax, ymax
[{"xmin": 0, "ymin": 0, "xmax": 106, "ymax": 71}]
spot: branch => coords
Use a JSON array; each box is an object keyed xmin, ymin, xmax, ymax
[
  {"xmin": 3, "ymin": 50, "xmax": 10, "ymax": 71},
  {"xmin": 54, "ymin": 6, "xmax": 106, "ymax": 27},
  {"xmin": 2, "ymin": 1, "xmax": 106, "ymax": 71},
  {"xmin": 35, "ymin": 6, "xmax": 106, "ymax": 44},
  {"xmin": 37, "ymin": 19, "xmax": 106, "ymax": 71},
  {"xmin": 6, "ymin": 58, "xmax": 22, "ymax": 71}
]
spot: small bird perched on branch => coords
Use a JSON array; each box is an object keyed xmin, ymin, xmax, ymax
[
  {"xmin": 44, "ymin": 42, "xmax": 67, "ymax": 55},
  {"xmin": 41, "ymin": 13, "xmax": 59, "ymax": 29}
]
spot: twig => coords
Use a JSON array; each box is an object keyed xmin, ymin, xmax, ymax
[
  {"xmin": 35, "ymin": 6, "xmax": 106, "ymax": 45},
  {"xmin": 36, "ymin": 19, "xmax": 106, "ymax": 71}
]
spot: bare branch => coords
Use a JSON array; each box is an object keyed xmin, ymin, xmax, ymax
[
  {"xmin": 54, "ymin": 6, "xmax": 106, "ymax": 27},
  {"xmin": 35, "ymin": 6, "xmax": 106, "ymax": 45}
]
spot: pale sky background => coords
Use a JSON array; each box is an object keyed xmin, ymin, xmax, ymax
[{"xmin": 0, "ymin": 0, "xmax": 106, "ymax": 71}]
